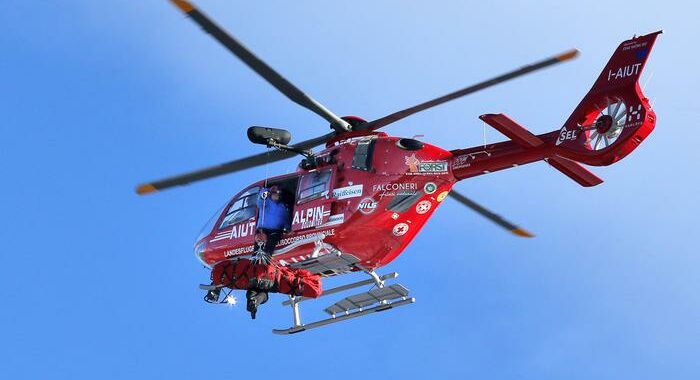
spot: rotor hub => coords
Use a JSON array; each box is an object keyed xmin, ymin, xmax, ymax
[
  {"xmin": 336, "ymin": 116, "xmax": 368, "ymax": 131},
  {"xmin": 594, "ymin": 114, "xmax": 614, "ymax": 134}
]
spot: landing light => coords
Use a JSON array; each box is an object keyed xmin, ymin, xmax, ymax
[{"xmin": 226, "ymin": 295, "xmax": 237, "ymax": 306}]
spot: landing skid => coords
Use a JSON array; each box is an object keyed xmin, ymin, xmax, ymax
[
  {"xmin": 273, "ymin": 298, "xmax": 415, "ymax": 335},
  {"xmin": 272, "ymin": 270, "xmax": 415, "ymax": 335},
  {"xmin": 201, "ymin": 239, "xmax": 416, "ymax": 334}
]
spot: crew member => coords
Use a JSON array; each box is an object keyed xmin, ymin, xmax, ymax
[
  {"xmin": 246, "ymin": 185, "xmax": 291, "ymax": 318},
  {"xmin": 255, "ymin": 185, "xmax": 291, "ymax": 256}
]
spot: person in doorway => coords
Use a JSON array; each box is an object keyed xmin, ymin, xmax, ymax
[
  {"xmin": 246, "ymin": 185, "xmax": 291, "ymax": 318},
  {"xmin": 255, "ymin": 185, "xmax": 291, "ymax": 257}
]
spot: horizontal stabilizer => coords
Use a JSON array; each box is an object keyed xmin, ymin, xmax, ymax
[
  {"xmin": 479, "ymin": 113, "xmax": 544, "ymax": 148},
  {"xmin": 547, "ymin": 156, "xmax": 603, "ymax": 187}
]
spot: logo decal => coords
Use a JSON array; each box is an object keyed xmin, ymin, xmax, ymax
[
  {"xmin": 332, "ymin": 184, "xmax": 363, "ymax": 200},
  {"xmin": 224, "ymin": 230, "xmax": 337, "ymax": 259},
  {"xmin": 437, "ymin": 191, "xmax": 449, "ymax": 202},
  {"xmin": 293, "ymin": 205, "xmax": 331, "ymax": 229},
  {"xmin": 373, "ymin": 183, "xmax": 418, "ymax": 192},
  {"xmin": 392, "ymin": 223, "xmax": 409, "ymax": 237},
  {"xmin": 416, "ymin": 200, "xmax": 432, "ymax": 214},
  {"xmin": 373, "ymin": 182, "xmax": 418, "ymax": 198},
  {"xmin": 405, "ymin": 154, "xmax": 420, "ymax": 172},
  {"xmin": 453, "ymin": 154, "xmax": 471, "ymax": 169},
  {"xmin": 405, "ymin": 154, "xmax": 448, "ymax": 175},
  {"xmin": 423, "ymin": 182, "xmax": 437, "ymax": 194},
  {"xmin": 212, "ymin": 221, "xmax": 256, "ymax": 242},
  {"xmin": 635, "ymin": 48, "xmax": 648, "ymax": 60},
  {"xmin": 627, "ymin": 104, "xmax": 643, "ymax": 123},
  {"xmin": 357, "ymin": 197, "xmax": 379, "ymax": 215},
  {"xmin": 622, "ymin": 40, "xmax": 649, "ymax": 52},
  {"xmin": 555, "ymin": 126, "xmax": 579, "ymax": 146},
  {"xmin": 317, "ymin": 213, "xmax": 345, "ymax": 228}
]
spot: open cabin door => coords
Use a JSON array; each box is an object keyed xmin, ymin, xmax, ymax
[{"xmin": 292, "ymin": 168, "xmax": 335, "ymax": 231}]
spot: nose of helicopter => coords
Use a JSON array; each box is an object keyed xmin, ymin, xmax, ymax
[
  {"xmin": 194, "ymin": 240, "xmax": 208, "ymax": 266},
  {"xmin": 193, "ymin": 202, "xmax": 229, "ymax": 267}
]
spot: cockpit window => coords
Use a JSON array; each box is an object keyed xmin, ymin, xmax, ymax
[
  {"xmin": 195, "ymin": 201, "xmax": 228, "ymax": 243},
  {"xmin": 219, "ymin": 187, "xmax": 259, "ymax": 229},
  {"xmin": 297, "ymin": 170, "xmax": 332, "ymax": 204}
]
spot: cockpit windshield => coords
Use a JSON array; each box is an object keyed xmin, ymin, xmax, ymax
[
  {"xmin": 219, "ymin": 187, "xmax": 260, "ymax": 229},
  {"xmin": 195, "ymin": 201, "xmax": 228, "ymax": 244}
]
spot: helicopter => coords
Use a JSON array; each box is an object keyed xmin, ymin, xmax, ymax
[{"xmin": 137, "ymin": 0, "xmax": 661, "ymax": 334}]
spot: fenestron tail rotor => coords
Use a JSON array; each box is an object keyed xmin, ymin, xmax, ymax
[
  {"xmin": 447, "ymin": 190, "xmax": 534, "ymax": 238},
  {"xmin": 582, "ymin": 97, "xmax": 627, "ymax": 151}
]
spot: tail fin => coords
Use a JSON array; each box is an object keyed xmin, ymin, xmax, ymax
[{"xmin": 552, "ymin": 31, "xmax": 662, "ymax": 166}]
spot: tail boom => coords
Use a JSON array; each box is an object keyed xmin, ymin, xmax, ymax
[
  {"xmin": 450, "ymin": 135, "xmax": 551, "ymax": 181},
  {"xmin": 450, "ymin": 125, "xmax": 602, "ymax": 186}
]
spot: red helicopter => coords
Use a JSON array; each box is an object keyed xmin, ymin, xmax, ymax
[{"xmin": 138, "ymin": 0, "xmax": 661, "ymax": 334}]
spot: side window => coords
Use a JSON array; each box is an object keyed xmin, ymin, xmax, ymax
[
  {"xmin": 219, "ymin": 187, "xmax": 259, "ymax": 229},
  {"xmin": 297, "ymin": 170, "xmax": 332, "ymax": 204}
]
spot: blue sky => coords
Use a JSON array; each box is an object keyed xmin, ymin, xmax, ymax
[{"xmin": 1, "ymin": 1, "xmax": 698, "ymax": 379}]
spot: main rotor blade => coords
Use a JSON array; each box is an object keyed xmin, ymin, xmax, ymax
[
  {"xmin": 136, "ymin": 132, "xmax": 335, "ymax": 195},
  {"xmin": 362, "ymin": 49, "xmax": 578, "ymax": 131},
  {"xmin": 168, "ymin": 0, "xmax": 351, "ymax": 132},
  {"xmin": 447, "ymin": 190, "xmax": 534, "ymax": 238}
]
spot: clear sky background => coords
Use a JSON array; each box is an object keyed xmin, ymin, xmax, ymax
[{"xmin": 1, "ymin": 1, "xmax": 698, "ymax": 379}]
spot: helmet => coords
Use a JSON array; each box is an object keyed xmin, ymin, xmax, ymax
[{"xmin": 268, "ymin": 185, "xmax": 282, "ymax": 194}]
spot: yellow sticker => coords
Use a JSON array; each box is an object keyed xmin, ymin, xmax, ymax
[{"xmin": 437, "ymin": 191, "xmax": 449, "ymax": 202}]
